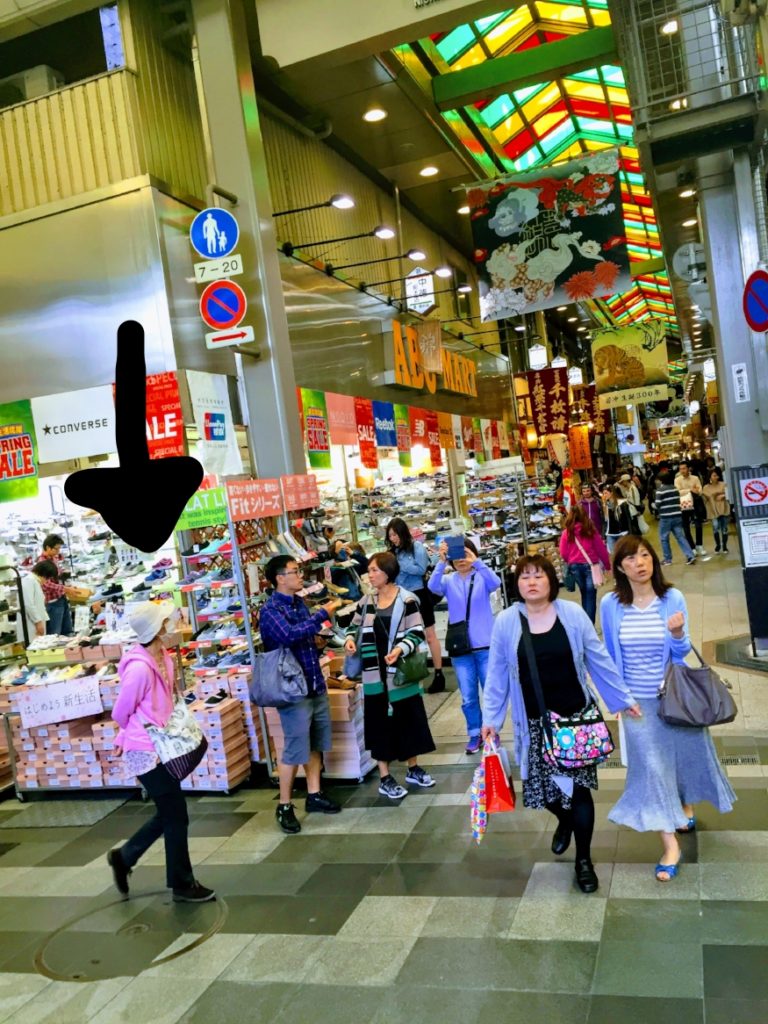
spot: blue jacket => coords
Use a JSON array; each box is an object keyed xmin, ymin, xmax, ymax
[
  {"xmin": 394, "ymin": 541, "xmax": 429, "ymax": 591},
  {"xmin": 483, "ymin": 599, "xmax": 636, "ymax": 779},
  {"xmin": 600, "ymin": 587, "xmax": 692, "ymax": 681},
  {"xmin": 428, "ymin": 559, "xmax": 500, "ymax": 650}
]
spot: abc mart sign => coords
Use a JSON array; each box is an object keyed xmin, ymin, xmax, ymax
[{"xmin": 391, "ymin": 321, "xmax": 478, "ymax": 398}]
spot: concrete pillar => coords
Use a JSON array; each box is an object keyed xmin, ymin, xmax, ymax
[{"xmin": 190, "ymin": 0, "xmax": 305, "ymax": 477}]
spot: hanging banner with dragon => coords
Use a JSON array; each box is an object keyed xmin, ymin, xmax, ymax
[
  {"xmin": 466, "ymin": 149, "xmax": 630, "ymax": 321},
  {"xmin": 591, "ymin": 318, "xmax": 669, "ymax": 410}
]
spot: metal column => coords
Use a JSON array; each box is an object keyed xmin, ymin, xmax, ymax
[{"xmin": 190, "ymin": 0, "xmax": 306, "ymax": 477}]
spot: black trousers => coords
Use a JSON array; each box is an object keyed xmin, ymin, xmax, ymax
[
  {"xmin": 682, "ymin": 509, "xmax": 703, "ymax": 549},
  {"xmin": 121, "ymin": 763, "xmax": 194, "ymax": 890}
]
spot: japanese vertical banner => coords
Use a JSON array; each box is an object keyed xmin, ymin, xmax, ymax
[
  {"xmin": 394, "ymin": 404, "xmax": 412, "ymax": 468},
  {"xmin": 409, "ymin": 408, "xmax": 429, "ymax": 449},
  {"xmin": 472, "ymin": 418, "xmax": 484, "ymax": 463},
  {"xmin": 416, "ymin": 320, "xmax": 443, "ymax": 374},
  {"xmin": 497, "ymin": 420, "xmax": 511, "ymax": 456},
  {"xmin": 354, "ymin": 398, "xmax": 378, "ymax": 469},
  {"xmin": 438, "ymin": 412, "xmax": 455, "ymax": 451},
  {"xmin": 461, "ymin": 416, "xmax": 475, "ymax": 453},
  {"xmin": 518, "ymin": 424, "xmax": 533, "ymax": 464},
  {"xmin": 145, "ymin": 372, "xmax": 185, "ymax": 460},
  {"xmin": 325, "ymin": 392, "xmax": 358, "ymax": 445},
  {"xmin": 490, "ymin": 420, "xmax": 502, "ymax": 460},
  {"xmin": 573, "ymin": 384, "xmax": 609, "ymax": 435},
  {"xmin": 425, "ymin": 410, "xmax": 442, "ymax": 466},
  {"xmin": 299, "ymin": 389, "xmax": 332, "ymax": 469},
  {"xmin": 526, "ymin": 368, "xmax": 568, "ymax": 436},
  {"xmin": 568, "ymin": 424, "xmax": 593, "ymax": 470}
]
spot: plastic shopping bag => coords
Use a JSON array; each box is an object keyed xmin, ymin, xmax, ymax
[
  {"xmin": 483, "ymin": 739, "xmax": 516, "ymax": 814},
  {"xmin": 470, "ymin": 760, "xmax": 487, "ymax": 844}
]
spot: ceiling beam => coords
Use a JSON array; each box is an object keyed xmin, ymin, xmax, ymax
[{"xmin": 432, "ymin": 26, "xmax": 618, "ymax": 111}]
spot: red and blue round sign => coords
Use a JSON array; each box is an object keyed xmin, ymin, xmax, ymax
[
  {"xmin": 743, "ymin": 269, "xmax": 768, "ymax": 332},
  {"xmin": 199, "ymin": 280, "xmax": 247, "ymax": 330}
]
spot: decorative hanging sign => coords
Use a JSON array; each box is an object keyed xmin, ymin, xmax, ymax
[
  {"xmin": 394, "ymin": 404, "xmax": 412, "ymax": 468},
  {"xmin": 280, "ymin": 474, "xmax": 320, "ymax": 512},
  {"xmin": 438, "ymin": 412, "xmax": 455, "ymax": 451},
  {"xmin": 416, "ymin": 320, "xmax": 443, "ymax": 374},
  {"xmin": 573, "ymin": 384, "xmax": 609, "ymax": 435},
  {"xmin": 226, "ymin": 478, "xmax": 283, "ymax": 521},
  {"xmin": 145, "ymin": 373, "xmax": 185, "ymax": 460},
  {"xmin": 524, "ymin": 368, "xmax": 569, "ymax": 435},
  {"xmin": 467, "ymin": 148, "xmax": 630, "ymax": 321},
  {"xmin": 409, "ymin": 407, "xmax": 429, "ymax": 449},
  {"xmin": 177, "ymin": 486, "xmax": 228, "ymax": 531},
  {"xmin": 425, "ymin": 410, "xmax": 442, "ymax": 466},
  {"xmin": 186, "ymin": 370, "xmax": 243, "ymax": 476},
  {"xmin": 490, "ymin": 420, "xmax": 502, "ymax": 460},
  {"xmin": 325, "ymin": 392, "xmax": 358, "ymax": 445},
  {"xmin": 392, "ymin": 322, "xmax": 478, "ymax": 398},
  {"xmin": 299, "ymin": 389, "xmax": 332, "ymax": 469},
  {"xmin": 592, "ymin": 319, "xmax": 669, "ymax": 409},
  {"xmin": 32, "ymin": 386, "xmax": 116, "ymax": 464},
  {"xmin": 354, "ymin": 398, "xmax": 378, "ymax": 469},
  {"xmin": 461, "ymin": 416, "xmax": 475, "ymax": 453},
  {"xmin": 372, "ymin": 400, "xmax": 397, "ymax": 448},
  {"xmin": 568, "ymin": 424, "xmax": 593, "ymax": 470}
]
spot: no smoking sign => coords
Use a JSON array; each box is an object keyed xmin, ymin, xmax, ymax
[{"xmin": 740, "ymin": 477, "xmax": 768, "ymax": 506}]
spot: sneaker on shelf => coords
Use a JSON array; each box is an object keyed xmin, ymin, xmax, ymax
[
  {"xmin": 405, "ymin": 765, "xmax": 436, "ymax": 788},
  {"xmin": 172, "ymin": 881, "xmax": 216, "ymax": 903},
  {"xmin": 378, "ymin": 775, "xmax": 408, "ymax": 800},
  {"xmin": 132, "ymin": 582, "xmax": 151, "ymax": 593},
  {"xmin": 153, "ymin": 558, "xmax": 173, "ymax": 569},
  {"xmin": 276, "ymin": 802, "xmax": 302, "ymax": 834},
  {"xmin": 305, "ymin": 790, "xmax": 342, "ymax": 814}
]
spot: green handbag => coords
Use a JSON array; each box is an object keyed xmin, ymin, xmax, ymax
[{"xmin": 393, "ymin": 647, "xmax": 430, "ymax": 687}]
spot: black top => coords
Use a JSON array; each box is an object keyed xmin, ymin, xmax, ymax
[
  {"xmin": 374, "ymin": 605, "xmax": 394, "ymax": 682},
  {"xmin": 517, "ymin": 617, "xmax": 585, "ymax": 718}
]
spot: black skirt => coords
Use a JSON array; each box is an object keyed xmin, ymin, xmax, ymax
[
  {"xmin": 364, "ymin": 692, "xmax": 436, "ymax": 764},
  {"xmin": 522, "ymin": 718, "xmax": 598, "ymax": 811}
]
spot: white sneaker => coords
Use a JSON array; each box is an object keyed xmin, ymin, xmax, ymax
[{"xmin": 696, "ymin": 546, "xmax": 707, "ymax": 556}]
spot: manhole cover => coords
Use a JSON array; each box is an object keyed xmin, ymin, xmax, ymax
[{"xmin": 33, "ymin": 892, "xmax": 227, "ymax": 982}]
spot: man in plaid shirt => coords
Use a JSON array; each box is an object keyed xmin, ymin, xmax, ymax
[{"xmin": 260, "ymin": 556, "xmax": 343, "ymax": 834}]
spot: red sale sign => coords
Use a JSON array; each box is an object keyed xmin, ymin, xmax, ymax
[
  {"xmin": 281, "ymin": 474, "xmax": 320, "ymax": 512},
  {"xmin": 425, "ymin": 410, "xmax": 442, "ymax": 466},
  {"xmin": 354, "ymin": 398, "xmax": 378, "ymax": 469},
  {"xmin": 226, "ymin": 478, "xmax": 283, "ymax": 521}
]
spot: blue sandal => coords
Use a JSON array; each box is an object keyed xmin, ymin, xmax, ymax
[
  {"xmin": 675, "ymin": 817, "xmax": 696, "ymax": 834},
  {"xmin": 655, "ymin": 858, "xmax": 681, "ymax": 882}
]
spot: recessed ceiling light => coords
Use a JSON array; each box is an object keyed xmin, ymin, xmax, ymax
[
  {"xmin": 363, "ymin": 106, "xmax": 387, "ymax": 123},
  {"xmin": 434, "ymin": 266, "xmax": 452, "ymax": 278},
  {"xmin": 420, "ymin": 165, "xmax": 439, "ymax": 177},
  {"xmin": 568, "ymin": 316, "xmax": 578, "ymax": 322},
  {"xmin": 330, "ymin": 194, "xmax": 355, "ymax": 209},
  {"xmin": 457, "ymin": 205, "xmax": 470, "ymax": 215},
  {"xmin": 373, "ymin": 225, "xmax": 395, "ymax": 239},
  {"xmin": 457, "ymin": 283, "xmax": 472, "ymax": 294},
  {"xmin": 515, "ymin": 325, "xmax": 526, "ymax": 332},
  {"xmin": 682, "ymin": 217, "xmax": 698, "ymax": 227},
  {"xmin": 557, "ymin": 305, "xmax": 568, "ymax": 311},
  {"xmin": 679, "ymin": 187, "xmax": 696, "ymax": 199},
  {"xmin": 661, "ymin": 19, "xmax": 679, "ymax": 35},
  {"xmin": 407, "ymin": 247, "xmax": 426, "ymax": 261},
  {"xmin": 577, "ymin": 326, "xmax": 587, "ymax": 332}
]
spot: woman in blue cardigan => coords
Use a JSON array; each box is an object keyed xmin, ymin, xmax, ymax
[
  {"xmin": 482, "ymin": 554, "xmax": 640, "ymax": 893},
  {"xmin": 601, "ymin": 535, "xmax": 735, "ymax": 882}
]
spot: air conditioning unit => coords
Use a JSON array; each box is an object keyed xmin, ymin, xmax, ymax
[{"xmin": 0, "ymin": 65, "xmax": 64, "ymax": 109}]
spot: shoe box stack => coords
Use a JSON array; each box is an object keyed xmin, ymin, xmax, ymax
[
  {"xmin": 92, "ymin": 719, "xmax": 139, "ymax": 787},
  {"xmin": 188, "ymin": 671, "xmax": 264, "ymax": 762},
  {"xmin": 0, "ymin": 697, "xmax": 11, "ymax": 790},
  {"xmin": 263, "ymin": 678, "xmax": 375, "ymax": 780},
  {"xmin": 9, "ymin": 714, "xmax": 108, "ymax": 789},
  {"xmin": 180, "ymin": 696, "xmax": 252, "ymax": 792}
]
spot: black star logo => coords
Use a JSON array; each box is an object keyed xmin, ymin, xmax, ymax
[{"xmin": 43, "ymin": 425, "xmax": 51, "ymax": 435}]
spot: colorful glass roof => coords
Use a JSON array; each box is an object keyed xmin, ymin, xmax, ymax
[{"xmin": 394, "ymin": 0, "xmax": 678, "ymax": 336}]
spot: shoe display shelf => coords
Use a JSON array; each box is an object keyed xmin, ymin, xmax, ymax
[{"xmin": 349, "ymin": 472, "xmax": 456, "ymax": 550}]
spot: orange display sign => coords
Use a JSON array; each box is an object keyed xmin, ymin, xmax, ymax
[
  {"xmin": 438, "ymin": 412, "xmax": 455, "ymax": 450},
  {"xmin": 226, "ymin": 478, "xmax": 283, "ymax": 521},
  {"xmin": 568, "ymin": 424, "xmax": 593, "ymax": 470},
  {"xmin": 281, "ymin": 474, "xmax": 320, "ymax": 512}
]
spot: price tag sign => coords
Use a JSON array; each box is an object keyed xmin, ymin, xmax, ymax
[
  {"xmin": 226, "ymin": 478, "xmax": 283, "ymax": 521},
  {"xmin": 18, "ymin": 678, "xmax": 104, "ymax": 728},
  {"xmin": 281, "ymin": 474, "xmax": 320, "ymax": 511}
]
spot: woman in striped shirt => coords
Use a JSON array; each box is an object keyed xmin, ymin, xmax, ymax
[{"xmin": 601, "ymin": 536, "xmax": 734, "ymax": 882}]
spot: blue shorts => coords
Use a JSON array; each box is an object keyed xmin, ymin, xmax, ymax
[{"xmin": 277, "ymin": 693, "xmax": 332, "ymax": 766}]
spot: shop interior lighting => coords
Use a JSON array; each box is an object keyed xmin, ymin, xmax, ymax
[
  {"xmin": 514, "ymin": 325, "xmax": 526, "ymax": 332},
  {"xmin": 281, "ymin": 225, "xmax": 395, "ymax": 257},
  {"xmin": 680, "ymin": 188, "xmax": 696, "ymax": 199},
  {"xmin": 557, "ymin": 305, "xmax": 568, "ymax": 311},
  {"xmin": 670, "ymin": 98, "xmax": 689, "ymax": 111},
  {"xmin": 273, "ymin": 193, "xmax": 354, "ymax": 216},
  {"xmin": 419, "ymin": 165, "xmax": 439, "ymax": 177},
  {"xmin": 435, "ymin": 266, "xmax": 453, "ymax": 278},
  {"xmin": 567, "ymin": 316, "xmax": 578, "ymax": 322},
  {"xmin": 661, "ymin": 19, "xmax": 679, "ymax": 35},
  {"xmin": 682, "ymin": 218, "xmax": 698, "ymax": 228},
  {"xmin": 363, "ymin": 106, "xmax": 387, "ymax": 123},
  {"xmin": 577, "ymin": 326, "xmax": 588, "ymax": 332},
  {"xmin": 456, "ymin": 283, "xmax": 473, "ymax": 293},
  {"xmin": 457, "ymin": 205, "xmax": 470, "ymax": 215},
  {"xmin": 325, "ymin": 247, "xmax": 427, "ymax": 274}
]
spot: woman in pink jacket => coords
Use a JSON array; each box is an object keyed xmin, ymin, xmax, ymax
[
  {"xmin": 106, "ymin": 602, "xmax": 214, "ymax": 904},
  {"xmin": 559, "ymin": 505, "xmax": 611, "ymax": 624}
]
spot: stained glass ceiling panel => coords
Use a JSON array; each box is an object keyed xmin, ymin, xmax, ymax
[{"xmin": 397, "ymin": 0, "xmax": 677, "ymax": 334}]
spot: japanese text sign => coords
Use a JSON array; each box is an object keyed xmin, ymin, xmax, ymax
[
  {"xmin": 426, "ymin": 410, "xmax": 442, "ymax": 466},
  {"xmin": 226, "ymin": 478, "xmax": 283, "ymax": 521},
  {"xmin": 568, "ymin": 424, "xmax": 593, "ymax": 470},
  {"xmin": 18, "ymin": 678, "xmax": 104, "ymax": 728},
  {"xmin": 526, "ymin": 368, "xmax": 568, "ymax": 436},
  {"xmin": 354, "ymin": 398, "xmax": 378, "ymax": 469},
  {"xmin": 0, "ymin": 399, "xmax": 38, "ymax": 503},
  {"xmin": 325, "ymin": 392, "xmax": 358, "ymax": 445},
  {"xmin": 281, "ymin": 474, "xmax": 320, "ymax": 512}
]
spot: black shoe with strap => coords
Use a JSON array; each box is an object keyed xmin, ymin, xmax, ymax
[
  {"xmin": 305, "ymin": 790, "xmax": 341, "ymax": 814},
  {"xmin": 575, "ymin": 858, "xmax": 599, "ymax": 893},
  {"xmin": 172, "ymin": 881, "xmax": 216, "ymax": 903},
  {"xmin": 276, "ymin": 802, "xmax": 302, "ymax": 834}
]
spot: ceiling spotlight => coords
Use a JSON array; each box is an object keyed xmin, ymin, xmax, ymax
[
  {"xmin": 363, "ymin": 106, "xmax": 387, "ymax": 123},
  {"xmin": 457, "ymin": 283, "xmax": 472, "ymax": 294},
  {"xmin": 577, "ymin": 326, "xmax": 587, "ymax": 332},
  {"xmin": 420, "ymin": 165, "xmax": 439, "ymax": 177},
  {"xmin": 373, "ymin": 225, "xmax": 396, "ymax": 240},
  {"xmin": 568, "ymin": 316, "xmax": 578, "ymax": 322},
  {"xmin": 682, "ymin": 217, "xmax": 698, "ymax": 227},
  {"xmin": 515, "ymin": 325, "xmax": 526, "ymax": 332},
  {"xmin": 557, "ymin": 305, "xmax": 568, "ymax": 311},
  {"xmin": 670, "ymin": 98, "xmax": 688, "ymax": 111},
  {"xmin": 679, "ymin": 187, "xmax": 696, "ymax": 199},
  {"xmin": 330, "ymin": 194, "xmax": 355, "ymax": 209},
  {"xmin": 661, "ymin": 19, "xmax": 679, "ymax": 35},
  {"xmin": 407, "ymin": 247, "xmax": 427, "ymax": 261},
  {"xmin": 435, "ymin": 265, "xmax": 452, "ymax": 278},
  {"xmin": 457, "ymin": 205, "xmax": 470, "ymax": 215}
]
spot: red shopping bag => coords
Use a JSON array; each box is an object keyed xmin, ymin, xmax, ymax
[{"xmin": 483, "ymin": 739, "xmax": 516, "ymax": 814}]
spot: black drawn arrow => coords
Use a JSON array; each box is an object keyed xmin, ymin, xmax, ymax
[{"xmin": 64, "ymin": 320, "xmax": 204, "ymax": 552}]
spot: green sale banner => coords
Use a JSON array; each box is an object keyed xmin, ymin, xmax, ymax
[
  {"xmin": 394, "ymin": 404, "xmax": 412, "ymax": 468},
  {"xmin": 0, "ymin": 400, "xmax": 39, "ymax": 503},
  {"xmin": 300, "ymin": 389, "xmax": 332, "ymax": 470}
]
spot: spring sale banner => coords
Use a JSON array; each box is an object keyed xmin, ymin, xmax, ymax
[
  {"xmin": 0, "ymin": 400, "xmax": 38, "ymax": 503},
  {"xmin": 466, "ymin": 149, "xmax": 630, "ymax": 322},
  {"xmin": 299, "ymin": 388, "xmax": 332, "ymax": 469}
]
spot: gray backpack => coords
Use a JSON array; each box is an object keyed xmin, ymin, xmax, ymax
[{"xmin": 249, "ymin": 648, "xmax": 308, "ymax": 708}]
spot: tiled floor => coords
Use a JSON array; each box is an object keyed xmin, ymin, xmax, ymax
[{"xmin": 0, "ymin": 545, "xmax": 766, "ymax": 1023}]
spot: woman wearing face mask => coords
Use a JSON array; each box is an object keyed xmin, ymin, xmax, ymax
[
  {"xmin": 428, "ymin": 538, "xmax": 501, "ymax": 754},
  {"xmin": 107, "ymin": 602, "xmax": 215, "ymax": 903},
  {"xmin": 601, "ymin": 536, "xmax": 735, "ymax": 882},
  {"xmin": 386, "ymin": 517, "xmax": 445, "ymax": 693},
  {"xmin": 482, "ymin": 555, "xmax": 641, "ymax": 894}
]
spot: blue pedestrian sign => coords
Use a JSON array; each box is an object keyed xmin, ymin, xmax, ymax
[{"xmin": 190, "ymin": 207, "xmax": 239, "ymax": 259}]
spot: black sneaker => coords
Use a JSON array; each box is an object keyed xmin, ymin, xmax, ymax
[
  {"xmin": 305, "ymin": 791, "xmax": 341, "ymax": 814},
  {"xmin": 426, "ymin": 670, "xmax": 446, "ymax": 695},
  {"xmin": 378, "ymin": 775, "xmax": 408, "ymax": 800},
  {"xmin": 172, "ymin": 881, "xmax": 216, "ymax": 903},
  {"xmin": 107, "ymin": 848, "xmax": 131, "ymax": 897},
  {"xmin": 276, "ymin": 802, "xmax": 302, "ymax": 834},
  {"xmin": 405, "ymin": 765, "xmax": 436, "ymax": 788}
]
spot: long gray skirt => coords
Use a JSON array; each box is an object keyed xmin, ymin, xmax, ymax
[{"xmin": 608, "ymin": 698, "xmax": 736, "ymax": 833}]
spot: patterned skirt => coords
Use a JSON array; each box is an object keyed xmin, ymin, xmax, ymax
[{"xmin": 522, "ymin": 717, "xmax": 598, "ymax": 810}]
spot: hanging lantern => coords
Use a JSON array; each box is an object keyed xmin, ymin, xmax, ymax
[
  {"xmin": 528, "ymin": 344, "xmax": 547, "ymax": 371},
  {"xmin": 551, "ymin": 355, "xmax": 567, "ymax": 368},
  {"xmin": 568, "ymin": 366, "xmax": 583, "ymax": 385}
]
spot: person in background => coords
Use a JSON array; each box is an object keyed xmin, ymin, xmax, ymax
[
  {"xmin": 702, "ymin": 468, "xmax": 731, "ymax": 554},
  {"xmin": 108, "ymin": 601, "xmax": 215, "ymax": 903},
  {"xmin": 559, "ymin": 505, "xmax": 611, "ymax": 624},
  {"xmin": 259, "ymin": 555, "xmax": 343, "ymax": 834},
  {"xmin": 386, "ymin": 517, "xmax": 445, "ymax": 693},
  {"xmin": 16, "ymin": 562, "xmax": 54, "ymax": 644},
  {"xmin": 578, "ymin": 482, "xmax": 605, "ymax": 538},
  {"xmin": 39, "ymin": 534, "xmax": 74, "ymax": 635},
  {"xmin": 603, "ymin": 484, "xmax": 637, "ymax": 555},
  {"xmin": 429, "ymin": 538, "xmax": 501, "ymax": 754},
  {"xmin": 601, "ymin": 536, "xmax": 735, "ymax": 882},
  {"xmin": 482, "ymin": 555, "xmax": 641, "ymax": 894},
  {"xmin": 655, "ymin": 469, "xmax": 696, "ymax": 566},
  {"xmin": 344, "ymin": 551, "xmax": 436, "ymax": 799},
  {"xmin": 330, "ymin": 540, "xmax": 362, "ymax": 601},
  {"xmin": 618, "ymin": 473, "xmax": 643, "ymax": 528},
  {"xmin": 346, "ymin": 542, "xmax": 370, "ymax": 578},
  {"xmin": 675, "ymin": 461, "xmax": 706, "ymax": 556}
]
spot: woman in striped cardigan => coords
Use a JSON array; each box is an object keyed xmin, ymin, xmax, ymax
[{"xmin": 345, "ymin": 551, "xmax": 436, "ymax": 800}]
